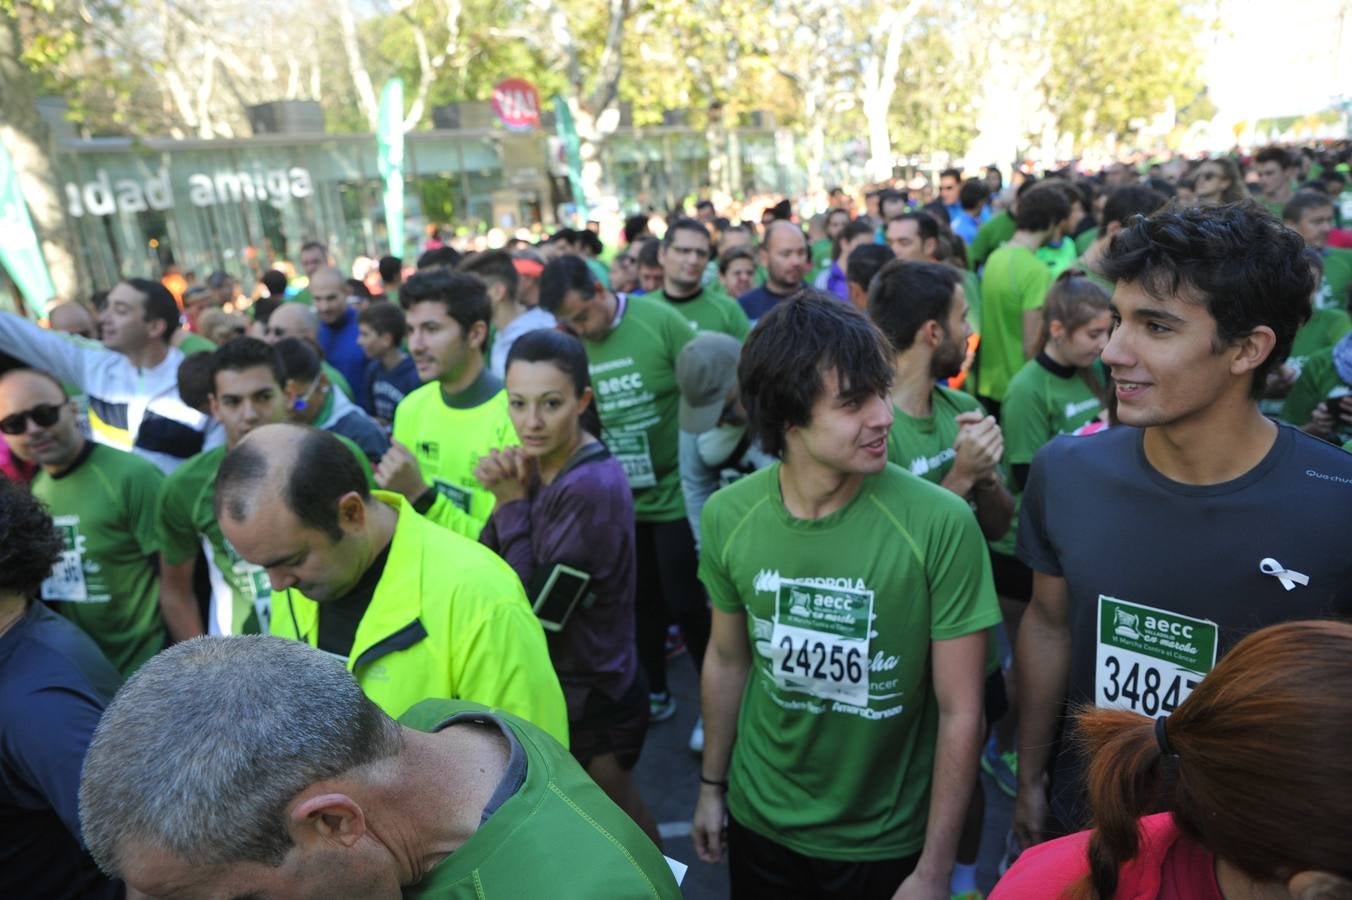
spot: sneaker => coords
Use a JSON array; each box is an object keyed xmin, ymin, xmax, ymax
[
  {"xmin": 649, "ymin": 691, "xmax": 677, "ymax": 723},
  {"xmin": 688, "ymin": 716, "xmax": 704, "ymax": 753},
  {"xmin": 981, "ymin": 737, "xmax": 1018, "ymax": 798},
  {"xmin": 664, "ymin": 625, "xmax": 687, "ymax": 660}
]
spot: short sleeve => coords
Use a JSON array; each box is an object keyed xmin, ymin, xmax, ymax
[
  {"xmin": 156, "ymin": 469, "xmax": 201, "ymax": 565},
  {"xmin": 698, "ymin": 494, "xmax": 744, "ymax": 614},
  {"xmin": 1001, "ymin": 374, "xmax": 1053, "ymax": 465},
  {"xmin": 1021, "ymin": 259, "xmax": 1053, "ymax": 311},
  {"xmin": 1015, "ymin": 446, "xmax": 1063, "ymax": 575},
  {"xmin": 925, "ymin": 497, "xmax": 1001, "ymax": 640}
]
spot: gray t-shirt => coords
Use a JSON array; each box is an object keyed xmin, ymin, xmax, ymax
[{"xmin": 1017, "ymin": 422, "xmax": 1352, "ymax": 830}]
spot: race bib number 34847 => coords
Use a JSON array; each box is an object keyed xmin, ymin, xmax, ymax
[
  {"xmin": 1096, "ymin": 596, "xmax": 1217, "ymax": 719},
  {"xmin": 770, "ymin": 579, "xmax": 873, "ymax": 707}
]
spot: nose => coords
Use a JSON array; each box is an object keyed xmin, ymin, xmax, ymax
[
  {"xmin": 267, "ymin": 568, "xmax": 296, "ymax": 592},
  {"xmin": 867, "ymin": 393, "xmax": 894, "ymax": 429},
  {"xmin": 1100, "ymin": 324, "xmax": 1131, "ymax": 369}
]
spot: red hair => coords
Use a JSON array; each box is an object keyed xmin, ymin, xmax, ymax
[{"xmin": 1069, "ymin": 619, "xmax": 1352, "ymax": 899}]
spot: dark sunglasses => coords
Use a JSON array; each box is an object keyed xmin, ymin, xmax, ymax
[{"xmin": 0, "ymin": 403, "xmax": 62, "ymax": 435}]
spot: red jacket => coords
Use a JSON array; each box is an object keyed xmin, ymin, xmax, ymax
[{"xmin": 990, "ymin": 813, "xmax": 1222, "ymax": 900}]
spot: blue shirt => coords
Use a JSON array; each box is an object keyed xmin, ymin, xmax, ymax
[
  {"xmin": 738, "ymin": 284, "xmax": 798, "ymax": 324},
  {"xmin": 318, "ymin": 307, "xmax": 368, "ymax": 396},
  {"xmin": 361, "ymin": 353, "xmax": 423, "ymax": 426},
  {"xmin": 0, "ymin": 602, "xmax": 123, "ymax": 900}
]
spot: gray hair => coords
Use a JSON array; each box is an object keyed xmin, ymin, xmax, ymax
[{"xmin": 79, "ymin": 636, "xmax": 403, "ymax": 874}]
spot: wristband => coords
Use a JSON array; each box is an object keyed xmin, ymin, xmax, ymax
[
  {"xmin": 699, "ymin": 774, "xmax": 728, "ymax": 789},
  {"xmin": 412, "ymin": 486, "xmax": 437, "ymax": 515}
]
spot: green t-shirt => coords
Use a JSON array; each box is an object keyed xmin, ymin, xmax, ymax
[
  {"xmin": 886, "ymin": 385, "xmax": 1000, "ymax": 675},
  {"xmin": 1291, "ymin": 308, "xmax": 1352, "ymax": 370},
  {"xmin": 963, "ymin": 270, "xmax": 983, "ymax": 335},
  {"xmin": 584, "ymin": 296, "xmax": 694, "ymax": 522},
  {"xmin": 886, "ymin": 385, "xmax": 983, "ymax": 481},
  {"xmin": 1035, "ymin": 237, "xmax": 1078, "ymax": 279},
  {"xmin": 977, "ymin": 245, "xmax": 1053, "ymax": 402},
  {"xmin": 176, "ymin": 333, "xmax": 216, "ymax": 355},
  {"xmin": 1281, "ymin": 347, "xmax": 1352, "ymax": 444},
  {"xmin": 392, "ymin": 370, "xmax": 519, "ymax": 539},
  {"xmin": 993, "ymin": 357, "xmax": 1105, "ymax": 555},
  {"xmin": 968, "ymin": 211, "xmax": 1016, "ymax": 271},
  {"xmin": 648, "ymin": 287, "xmax": 750, "ymax": 340},
  {"xmin": 399, "ymin": 700, "xmax": 680, "ymax": 899},
  {"xmin": 33, "ymin": 444, "xmax": 166, "ymax": 675},
  {"xmin": 1074, "ymin": 226, "xmax": 1098, "ymax": 256},
  {"xmin": 157, "ymin": 438, "xmax": 375, "ymax": 636},
  {"xmin": 699, "ymin": 464, "xmax": 1000, "ymax": 859},
  {"xmin": 1317, "ymin": 248, "xmax": 1352, "ymax": 312}
]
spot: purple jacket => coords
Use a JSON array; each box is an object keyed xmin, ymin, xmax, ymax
[{"xmin": 480, "ymin": 444, "xmax": 639, "ymax": 718}]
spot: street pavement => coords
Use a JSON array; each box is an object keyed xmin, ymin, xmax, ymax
[{"xmin": 633, "ymin": 644, "xmax": 1015, "ymax": 898}]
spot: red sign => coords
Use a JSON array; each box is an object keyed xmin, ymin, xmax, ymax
[{"xmin": 491, "ymin": 79, "xmax": 542, "ymax": 131}]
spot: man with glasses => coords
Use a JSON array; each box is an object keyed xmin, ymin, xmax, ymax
[
  {"xmin": 654, "ymin": 218, "xmax": 750, "ymax": 338},
  {"xmin": 0, "ymin": 279, "xmax": 221, "ymax": 473},
  {"xmin": 274, "ymin": 337, "xmax": 388, "ymax": 465},
  {"xmin": 939, "ymin": 168, "xmax": 964, "ymax": 221},
  {"xmin": 0, "ymin": 367, "xmax": 167, "ymax": 674}
]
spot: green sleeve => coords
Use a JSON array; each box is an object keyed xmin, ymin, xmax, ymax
[
  {"xmin": 1280, "ymin": 353, "xmax": 1334, "ymax": 426},
  {"xmin": 1326, "ymin": 250, "xmax": 1352, "ymax": 307},
  {"xmin": 156, "ymin": 470, "xmax": 202, "ymax": 566},
  {"xmin": 925, "ymin": 493, "xmax": 1001, "ymax": 640},
  {"xmin": 727, "ymin": 301, "xmax": 752, "ymax": 341},
  {"xmin": 1022, "ymin": 260, "xmax": 1053, "ymax": 311},
  {"xmin": 323, "ymin": 362, "xmax": 355, "ymax": 401},
  {"xmin": 1074, "ymin": 227, "xmax": 1098, "ymax": 256},
  {"xmin": 698, "ymin": 496, "xmax": 743, "ymax": 614},
  {"xmin": 667, "ymin": 305, "xmax": 696, "ymax": 358},
  {"xmin": 124, "ymin": 458, "xmax": 166, "ymax": 556},
  {"xmin": 452, "ymin": 602, "xmax": 570, "ymax": 747},
  {"xmin": 421, "ymin": 491, "xmax": 486, "ymax": 539},
  {"xmin": 1001, "ymin": 372, "xmax": 1053, "ymax": 465}
]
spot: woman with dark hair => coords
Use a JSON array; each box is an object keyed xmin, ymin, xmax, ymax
[
  {"xmin": 1191, "ymin": 157, "xmax": 1247, "ymax": 206},
  {"xmin": 476, "ymin": 328, "xmax": 660, "ymax": 845},
  {"xmin": 992, "ymin": 619, "xmax": 1352, "ymax": 899}
]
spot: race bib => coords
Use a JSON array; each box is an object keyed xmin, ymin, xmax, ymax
[
  {"xmin": 609, "ymin": 432, "xmax": 657, "ymax": 489},
  {"xmin": 433, "ymin": 478, "xmax": 474, "ymax": 513},
  {"xmin": 41, "ymin": 515, "xmax": 93, "ymax": 603},
  {"xmin": 770, "ymin": 579, "xmax": 873, "ymax": 707},
  {"xmin": 224, "ymin": 538, "xmax": 272, "ymax": 633},
  {"xmin": 1096, "ymin": 596, "xmax": 1217, "ymax": 718}
]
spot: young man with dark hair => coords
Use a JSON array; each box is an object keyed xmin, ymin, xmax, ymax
[
  {"xmin": 635, "ymin": 238, "xmax": 664, "ymax": 294},
  {"xmin": 356, "ymin": 302, "xmax": 420, "ymax": 428},
  {"xmin": 375, "ymin": 268, "xmax": 517, "ymax": 538},
  {"xmin": 1283, "ymin": 189, "xmax": 1352, "ymax": 312},
  {"xmin": 845, "ymin": 243, "xmax": 896, "ymax": 312},
  {"xmin": 976, "ymin": 183, "xmax": 1072, "ymax": 412},
  {"xmin": 0, "ymin": 279, "xmax": 221, "ymax": 473},
  {"xmin": 817, "ymin": 220, "xmax": 875, "ymax": 301},
  {"xmin": 0, "ymin": 479, "xmax": 124, "ymax": 900},
  {"xmin": 1078, "ymin": 184, "xmax": 1168, "ymax": 286},
  {"xmin": 1254, "ymin": 146, "xmax": 1298, "ymax": 215},
  {"xmin": 157, "ymin": 337, "xmax": 377, "ymax": 639},
  {"xmin": 886, "ymin": 212, "xmax": 942, "ymax": 263},
  {"xmin": 378, "ymin": 254, "xmax": 403, "ymax": 305},
  {"xmin": 214, "ymin": 424, "xmax": 568, "ymax": 743},
  {"xmin": 691, "ymin": 292, "xmax": 999, "ymax": 899},
  {"xmin": 939, "ymin": 168, "xmax": 964, "ymax": 220},
  {"xmin": 416, "ymin": 245, "xmax": 463, "ymax": 271},
  {"xmin": 952, "ymin": 178, "xmax": 992, "ymax": 246},
  {"xmin": 460, "ymin": 249, "xmax": 555, "ymax": 379},
  {"xmin": 1013, "ymin": 203, "xmax": 1352, "ymax": 849},
  {"xmin": 878, "ymin": 188, "xmax": 909, "ymax": 223},
  {"xmin": 539, "ymin": 255, "xmax": 704, "ymax": 728},
  {"xmin": 0, "ymin": 368, "xmax": 167, "ymax": 675},
  {"xmin": 654, "ymin": 218, "xmax": 751, "ymax": 338},
  {"xmin": 968, "ymin": 176, "xmax": 1040, "ymax": 272},
  {"xmin": 275, "ymin": 337, "xmax": 389, "ymax": 465}
]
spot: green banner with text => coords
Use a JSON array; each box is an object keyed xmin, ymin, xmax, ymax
[{"xmin": 0, "ymin": 141, "xmax": 57, "ymax": 315}]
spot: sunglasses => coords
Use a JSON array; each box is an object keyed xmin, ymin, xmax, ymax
[{"xmin": 0, "ymin": 403, "xmax": 62, "ymax": 435}]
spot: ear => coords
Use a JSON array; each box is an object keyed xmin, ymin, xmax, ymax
[
  {"xmin": 336, "ymin": 491, "xmax": 368, "ymax": 533},
  {"xmin": 1230, "ymin": 324, "xmax": 1277, "ymax": 378},
  {"xmin": 1048, "ymin": 319, "xmax": 1067, "ymax": 341},
  {"xmin": 290, "ymin": 792, "xmax": 368, "ymax": 851},
  {"xmin": 576, "ymin": 385, "xmax": 594, "ymax": 418},
  {"xmin": 146, "ymin": 316, "xmax": 168, "ymax": 342},
  {"xmin": 487, "ymin": 282, "xmax": 508, "ymax": 306},
  {"xmin": 917, "ymin": 319, "xmax": 944, "ymax": 349},
  {"xmin": 467, "ymin": 320, "xmax": 490, "ymax": 352},
  {"xmin": 1287, "ymin": 871, "xmax": 1352, "ymax": 900},
  {"xmin": 923, "ymin": 238, "xmax": 938, "ymax": 259}
]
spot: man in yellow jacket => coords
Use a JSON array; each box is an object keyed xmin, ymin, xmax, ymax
[{"xmin": 213, "ymin": 423, "xmax": 568, "ymax": 745}]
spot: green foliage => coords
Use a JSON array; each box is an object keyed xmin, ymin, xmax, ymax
[{"xmin": 887, "ymin": 19, "xmax": 979, "ymax": 156}]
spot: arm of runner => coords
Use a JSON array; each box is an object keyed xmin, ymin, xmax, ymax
[
  {"xmin": 1012, "ymin": 571, "xmax": 1071, "ymax": 851},
  {"xmin": 970, "ymin": 473, "xmax": 1014, "ymax": 542},
  {"xmin": 378, "ymin": 439, "xmax": 484, "ymax": 539},
  {"xmin": 158, "ymin": 556, "xmax": 205, "ymax": 641},
  {"xmin": 692, "ymin": 606, "xmax": 751, "ymax": 864},
  {"xmin": 891, "ymin": 630, "xmax": 986, "ymax": 900},
  {"xmin": 1021, "ymin": 308, "xmax": 1044, "ymax": 361},
  {"xmin": 0, "ymin": 311, "xmax": 102, "ymax": 388}
]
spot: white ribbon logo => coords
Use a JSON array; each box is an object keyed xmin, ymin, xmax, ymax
[{"xmin": 1260, "ymin": 558, "xmax": 1309, "ymax": 591}]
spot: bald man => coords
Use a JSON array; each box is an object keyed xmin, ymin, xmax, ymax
[
  {"xmin": 263, "ymin": 301, "xmax": 356, "ymax": 401},
  {"xmin": 46, "ymin": 302, "xmax": 96, "ymax": 340},
  {"xmin": 737, "ymin": 220, "xmax": 810, "ymax": 322},
  {"xmin": 213, "ymin": 423, "xmax": 568, "ymax": 741},
  {"xmin": 310, "ymin": 267, "xmax": 367, "ymax": 393}
]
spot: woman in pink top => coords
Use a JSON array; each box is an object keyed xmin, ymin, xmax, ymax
[{"xmin": 992, "ymin": 619, "xmax": 1352, "ymax": 900}]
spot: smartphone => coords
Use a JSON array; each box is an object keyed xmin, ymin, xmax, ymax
[{"xmin": 532, "ymin": 564, "xmax": 591, "ymax": 632}]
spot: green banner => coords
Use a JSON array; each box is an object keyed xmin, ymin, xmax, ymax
[
  {"xmin": 376, "ymin": 79, "xmax": 406, "ymax": 258},
  {"xmin": 0, "ymin": 140, "xmax": 57, "ymax": 315},
  {"xmin": 551, "ymin": 95, "xmax": 588, "ymax": 223}
]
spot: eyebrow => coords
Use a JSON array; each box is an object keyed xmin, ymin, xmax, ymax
[{"xmin": 1110, "ymin": 303, "xmax": 1187, "ymax": 325}]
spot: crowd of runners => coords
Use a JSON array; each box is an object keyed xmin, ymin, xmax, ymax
[{"xmin": 2, "ymin": 142, "xmax": 1352, "ymax": 900}]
